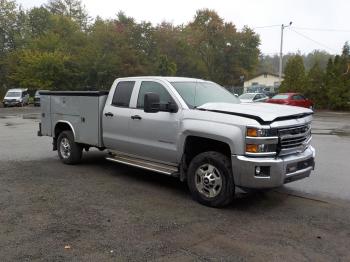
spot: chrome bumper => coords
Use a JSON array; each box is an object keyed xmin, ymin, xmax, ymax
[{"xmin": 231, "ymin": 146, "xmax": 315, "ymax": 189}]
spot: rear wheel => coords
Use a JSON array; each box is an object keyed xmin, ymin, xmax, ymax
[
  {"xmin": 57, "ymin": 130, "xmax": 82, "ymax": 164},
  {"xmin": 187, "ymin": 151, "xmax": 235, "ymax": 207}
]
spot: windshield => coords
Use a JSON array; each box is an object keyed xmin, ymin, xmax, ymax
[
  {"xmin": 272, "ymin": 94, "xmax": 289, "ymax": 99},
  {"xmin": 171, "ymin": 82, "xmax": 240, "ymax": 108},
  {"xmin": 6, "ymin": 91, "xmax": 21, "ymax": 97},
  {"xmin": 239, "ymin": 93, "xmax": 256, "ymax": 99}
]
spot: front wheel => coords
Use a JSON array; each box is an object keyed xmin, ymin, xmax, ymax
[
  {"xmin": 57, "ymin": 130, "xmax": 82, "ymax": 164},
  {"xmin": 187, "ymin": 151, "xmax": 235, "ymax": 207}
]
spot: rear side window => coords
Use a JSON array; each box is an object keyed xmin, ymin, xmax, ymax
[
  {"xmin": 112, "ymin": 81, "xmax": 135, "ymax": 107},
  {"xmin": 292, "ymin": 94, "xmax": 304, "ymax": 100}
]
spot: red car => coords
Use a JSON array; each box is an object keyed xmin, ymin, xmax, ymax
[{"xmin": 266, "ymin": 93, "xmax": 314, "ymax": 109}]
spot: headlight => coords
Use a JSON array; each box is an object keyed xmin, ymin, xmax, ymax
[
  {"xmin": 245, "ymin": 127, "xmax": 278, "ymax": 156},
  {"xmin": 246, "ymin": 127, "xmax": 277, "ymax": 137},
  {"xmin": 246, "ymin": 144, "xmax": 277, "ymax": 154}
]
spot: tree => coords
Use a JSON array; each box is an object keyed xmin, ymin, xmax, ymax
[
  {"xmin": 280, "ymin": 55, "xmax": 306, "ymax": 93},
  {"xmin": 0, "ymin": 0, "xmax": 27, "ymax": 95},
  {"xmin": 7, "ymin": 49, "xmax": 77, "ymax": 90},
  {"xmin": 323, "ymin": 44, "xmax": 350, "ymax": 110},
  {"xmin": 27, "ymin": 7, "xmax": 52, "ymax": 37},
  {"xmin": 187, "ymin": 9, "xmax": 260, "ymax": 86},
  {"xmin": 306, "ymin": 62, "xmax": 326, "ymax": 108},
  {"xmin": 157, "ymin": 55, "xmax": 177, "ymax": 76},
  {"xmin": 45, "ymin": 0, "xmax": 89, "ymax": 29}
]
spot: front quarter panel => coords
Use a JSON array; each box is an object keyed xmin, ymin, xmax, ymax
[{"xmin": 177, "ymin": 109, "xmax": 260, "ymax": 161}]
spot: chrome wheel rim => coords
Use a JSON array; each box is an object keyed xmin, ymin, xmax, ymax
[
  {"xmin": 195, "ymin": 163, "xmax": 222, "ymax": 198},
  {"xmin": 60, "ymin": 138, "xmax": 71, "ymax": 159}
]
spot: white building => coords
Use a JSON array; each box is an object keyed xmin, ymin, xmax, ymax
[{"xmin": 243, "ymin": 72, "xmax": 283, "ymax": 93}]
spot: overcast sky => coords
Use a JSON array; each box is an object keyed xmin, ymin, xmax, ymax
[{"xmin": 17, "ymin": 0, "xmax": 350, "ymax": 55}]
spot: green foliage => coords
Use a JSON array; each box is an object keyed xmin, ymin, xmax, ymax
[
  {"xmin": 157, "ymin": 55, "xmax": 177, "ymax": 76},
  {"xmin": 280, "ymin": 55, "xmax": 306, "ymax": 93},
  {"xmin": 1, "ymin": 3, "xmax": 262, "ymax": 92},
  {"xmin": 280, "ymin": 42, "xmax": 350, "ymax": 110},
  {"xmin": 186, "ymin": 9, "xmax": 260, "ymax": 86},
  {"xmin": 7, "ymin": 49, "xmax": 77, "ymax": 90},
  {"xmin": 45, "ymin": 0, "xmax": 89, "ymax": 29},
  {"xmin": 0, "ymin": 1, "xmax": 348, "ymax": 110},
  {"xmin": 258, "ymin": 50, "xmax": 333, "ymax": 75}
]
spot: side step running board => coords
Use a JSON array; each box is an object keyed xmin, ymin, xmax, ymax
[{"xmin": 106, "ymin": 154, "xmax": 179, "ymax": 177}]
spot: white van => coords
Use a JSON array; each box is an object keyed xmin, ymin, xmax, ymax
[{"xmin": 2, "ymin": 89, "xmax": 30, "ymax": 107}]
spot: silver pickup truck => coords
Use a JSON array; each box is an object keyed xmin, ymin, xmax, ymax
[{"xmin": 38, "ymin": 76, "xmax": 315, "ymax": 207}]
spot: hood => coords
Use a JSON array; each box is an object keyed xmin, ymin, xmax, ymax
[
  {"xmin": 197, "ymin": 102, "xmax": 313, "ymax": 124},
  {"xmin": 4, "ymin": 96, "xmax": 21, "ymax": 100}
]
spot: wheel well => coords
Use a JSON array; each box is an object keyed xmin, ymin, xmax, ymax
[
  {"xmin": 183, "ymin": 136, "xmax": 231, "ymax": 167},
  {"xmin": 54, "ymin": 122, "xmax": 73, "ymax": 138}
]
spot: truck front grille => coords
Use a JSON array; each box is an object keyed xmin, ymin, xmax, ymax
[{"xmin": 278, "ymin": 124, "xmax": 311, "ymax": 155}]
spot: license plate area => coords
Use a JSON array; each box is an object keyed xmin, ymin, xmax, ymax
[{"xmin": 286, "ymin": 158, "xmax": 314, "ymax": 174}]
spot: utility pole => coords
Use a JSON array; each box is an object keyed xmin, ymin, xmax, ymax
[{"xmin": 279, "ymin": 22, "xmax": 292, "ymax": 85}]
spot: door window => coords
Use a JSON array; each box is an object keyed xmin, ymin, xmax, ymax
[
  {"xmin": 111, "ymin": 81, "xmax": 135, "ymax": 107},
  {"xmin": 254, "ymin": 94, "xmax": 261, "ymax": 100},
  {"xmin": 292, "ymin": 94, "xmax": 304, "ymax": 100},
  {"xmin": 137, "ymin": 81, "xmax": 174, "ymax": 111}
]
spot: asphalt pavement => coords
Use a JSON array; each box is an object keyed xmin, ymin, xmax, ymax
[{"xmin": 0, "ymin": 106, "xmax": 350, "ymax": 261}]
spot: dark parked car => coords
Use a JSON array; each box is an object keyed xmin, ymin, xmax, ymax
[
  {"xmin": 266, "ymin": 93, "xmax": 314, "ymax": 109},
  {"xmin": 34, "ymin": 90, "xmax": 48, "ymax": 107}
]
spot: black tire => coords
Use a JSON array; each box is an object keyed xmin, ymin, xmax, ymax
[
  {"xmin": 187, "ymin": 151, "xmax": 235, "ymax": 207},
  {"xmin": 57, "ymin": 130, "xmax": 83, "ymax": 164}
]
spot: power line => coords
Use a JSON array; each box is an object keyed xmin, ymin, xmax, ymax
[
  {"xmin": 252, "ymin": 24, "xmax": 280, "ymax": 29},
  {"xmin": 292, "ymin": 26, "xmax": 350, "ymax": 33},
  {"xmin": 288, "ymin": 28, "xmax": 338, "ymax": 52}
]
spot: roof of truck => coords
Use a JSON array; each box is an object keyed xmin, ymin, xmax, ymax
[{"xmin": 117, "ymin": 76, "xmax": 208, "ymax": 83}]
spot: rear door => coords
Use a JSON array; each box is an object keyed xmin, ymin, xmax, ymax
[
  {"xmin": 102, "ymin": 81, "xmax": 136, "ymax": 152},
  {"xmin": 127, "ymin": 80, "xmax": 181, "ymax": 164}
]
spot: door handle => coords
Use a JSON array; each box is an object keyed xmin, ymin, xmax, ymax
[
  {"xmin": 131, "ymin": 115, "xmax": 142, "ymax": 120},
  {"xmin": 104, "ymin": 112, "xmax": 114, "ymax": 117}
]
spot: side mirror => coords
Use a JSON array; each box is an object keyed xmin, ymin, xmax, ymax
[
  {"xmin": 166, "ymin": 102, "xmax": 178, "ymax": 113},
  {"xmin": 144, "ymin": 92, "xmax": 160, "ymax": 113}
]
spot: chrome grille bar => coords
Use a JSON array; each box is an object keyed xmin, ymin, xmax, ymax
[{"xmin": 278, "ymin": 124, "xmax": 312, "ymax": 155}]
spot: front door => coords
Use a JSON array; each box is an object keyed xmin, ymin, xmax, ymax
[{"xmin": 127, "ymin": 81, "xmax": 181, "ymax": 164}]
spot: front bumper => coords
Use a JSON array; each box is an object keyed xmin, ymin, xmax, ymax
[
  {"xmin": 232, "ymin": 146, "xmax": 315, "ymax": 189},
  {"xmin": 3, "ymin": 100, "xmax": 22, "ymax": 106}
]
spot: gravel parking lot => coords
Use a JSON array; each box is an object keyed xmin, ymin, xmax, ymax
[{"xmin": 1, "ymin": 106, "xmax": 350, "ymax": 261}]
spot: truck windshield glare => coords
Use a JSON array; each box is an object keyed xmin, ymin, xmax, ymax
[{"xmin": 171, "ymin": 82, "xmax": 240, "ymax": 108}]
